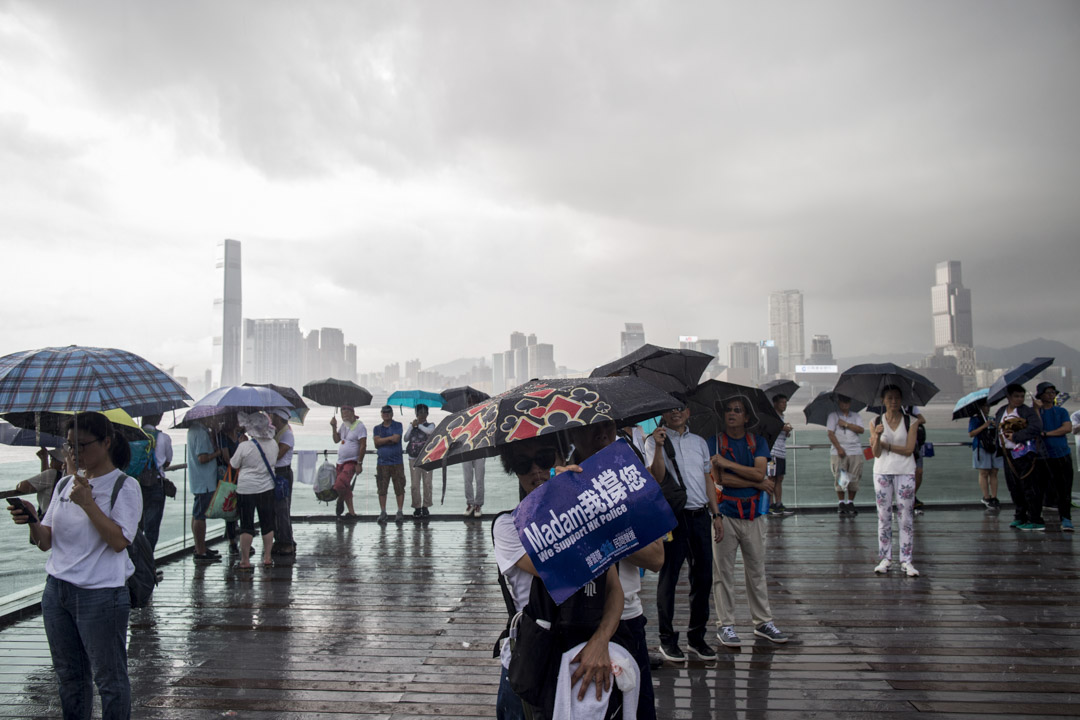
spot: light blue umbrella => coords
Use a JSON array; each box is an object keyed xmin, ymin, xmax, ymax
[
  {"xmin": 952, "ymin": 388, "xmax": 991, "ymax": 420},
  {"xmin": 192, "ymin": 385, "xmax": 291, "ymax": 410},
  {"xmin": 387, "ymin": 390, "xmax": 444, "ymax": 411}
]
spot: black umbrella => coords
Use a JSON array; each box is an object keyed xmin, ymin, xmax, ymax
[
  {"xmin": 589, "ymin": 344, "xmax": 713, "ymax": 395},
  {"xmin": 302, "ymin": 378, "xmax": 373, "ymax": 408},
  {"xmin": 833, "ymin": 363, "xmax": 939, "ymax": 408},
  {"xmin": 986, "ymin": 357, "xmax": 1055, "ymax": 405},
  {"xmin": 0, "ymin": 421, "xmax": 64, "ymax": 448},
  {"xmin": 416, "ymin": 377, "xmax": 681, "ymax": 472},
  {"xmin": 2, "ymin": 410, "xmax": 150, "ymax": 443},
  {"xmin": 803, "ymin": 391, "xmax": 868, "ymax": 427},
  {"xmin": 244, "ymin": 382, "xmax": 309, "ymax": 423},
  {"xmin": 439, "ymin": 386, "xmax": 490, "ymax": 413},
  {"xmin": 685, "ymin": 380, "xmax": 785, "ymax": 448},
  {"xmin": 759, "ymin": 379, "xmax": 800, "ymax": 403}
]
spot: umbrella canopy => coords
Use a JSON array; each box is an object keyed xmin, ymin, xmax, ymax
[
  {"xmin": 986, "ymin": 357, "xmax": 1055, "ymax": 405},
  {"xmin": 173, "ymin": 404, "xmax": 235, "ymax": 430},
  {"xmin": 833, "ymin": 363, "xmax": 939, "ymax": 407},
  {"xmin": 193, "ymin": 385, "xmax": 291, "ymax": 411},
  {"xmin": 416, "ymin": 377, "xmax": 681, "ymax": 471},
  {"xmin": 0, "ymin": 421, "xmax": 64, "ymax": 448},
  {"xmin": 589, "ymin": 344, "xmax": 713, "ymax": 395},
  {"xmin": 952, "ymin": 388, "xmax": 992, "ymax": 420},
  {"xmin": 302, "ymin": 378, "xmax": 373, "ymax": 408},
  {"xmin": 0, "ymin": 345, "xmax": 191, "ymax": 416},
  {"xmin": 243, "ymin": 383, "xmax": 309, "ymax": 423},
  {"xmin": 3, "ymin": 408, "xmax": 149, "ymax": 442},
  {"xmin": 685, "ymin": 380, "xmax": 786, "ymax": 448},
  {"xmin": 439, "ymin": 386, "xmax": 491, "ymax": 413},
  {"xmin": 803, "ymin": 391, "xmax": 868, "ymax": 427},
  {"xmin": 387, "ymin": 390, "xmax": 444, "ymax": 411},
  {"xmin": 759, "ymin": 379, "xmax": 800, "ymax": 403}
]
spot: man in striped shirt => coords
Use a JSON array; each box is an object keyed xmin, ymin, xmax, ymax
[{"xmin": 769, "ymin": 393, "xmax": 795, "ymax": 516}]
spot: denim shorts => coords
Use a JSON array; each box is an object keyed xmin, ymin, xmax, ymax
[{"xmin": 192, "ymin": 491, "xmax": 215, "ymax": 520}]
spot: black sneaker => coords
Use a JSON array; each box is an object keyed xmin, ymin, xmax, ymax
[
  {"xmin": 688, "ymin": 640, "xmax": 717, "ymax": 660},
  {"xmin": 413, "ymin": 508, "xmax": 423, "ymax": 517},
  {"xmin": 421, "ymin": 507, "xmax": 430, "ymax": 517},
  {"xmin": 914, "ymin": 497, "xmax": 925, "ymax": 509},
  {"xmin": 838, "ymin": 502, "xmax": 847, "ymax": 515},
  {"xmin": 848, "ymin": 504, "xmax": 858, "ymax": 516},
  {"xmin": 205, "ymin": 548, "xmax": 221, "ymax": 557},
  {"xmin": 658, "ymin": 644, "xmax": 686, "ymax": 662},
  {"xmin": 229, "ymin": 543, "xmax": 240, "ymax": 555},
  {"xmin": 193, "ymin": 553, "xmax": 220, "ymax": 564},
  {"xmin": 982, "ymin": 497, "xmax": 993, "ymax": 508}
]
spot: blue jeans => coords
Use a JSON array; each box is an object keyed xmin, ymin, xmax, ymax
[
  {"xmin": 42, "ymin": 576, "xmax": 131, "ymax": 720},
  {"xmin": 496, "ymin": 664, "xmax": 526, "ymax": 720},
  {"xmin": 141, "ymin": 480, "xmax": 166, "ymax": 551}
]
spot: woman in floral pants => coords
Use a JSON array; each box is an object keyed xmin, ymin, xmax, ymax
[{"xmin": 869, "ymin": 385, "xmax": 924, "ymax": 578}]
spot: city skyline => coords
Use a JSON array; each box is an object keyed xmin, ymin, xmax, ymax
[{"xmin": 2, "ymin": 4, "xmax": 1078, "ymax": 382}]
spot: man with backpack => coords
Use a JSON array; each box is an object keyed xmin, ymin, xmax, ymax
[
  {"xmin": 139, "ymin": 413, "xmax": 172, "ymax": 551},
  {"xmin": 1033, "ymin": 382, "xmax": 1073, "ymax": 532},
  {"xmin": 404, "ymin": 404, "xmax": 436, "ymax": 518}
]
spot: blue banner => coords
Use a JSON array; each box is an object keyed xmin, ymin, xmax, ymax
[{"xmin": 512, "ymin": 438, "xmax": 677, "ymax": 605}]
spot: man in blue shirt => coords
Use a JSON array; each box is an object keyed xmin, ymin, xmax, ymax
[
  {"xmin": 1034, "ymin": 382, "xmax": 1073, "ymax": 532},
  {"xmin": 710, "ymin": 395, "xmax": 788, "ymax": 647},
  {"xmin": 186, "ymin": 419, "xmax": 225, "ymax": 563},
  {"xmin": 372, "ymin": 405, "xmax": 406, "ymax": 524}
]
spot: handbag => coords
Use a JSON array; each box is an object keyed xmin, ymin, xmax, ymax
[
  {"xmin": 659, "ymin": 441, "xmax": 688, "ymax": 514},
  {"xmin": 252, "ymin": 439, "xmax": 290, "ymax": 500},
  {"xmin": 206, "ymin": 466, "xmax": 239, "ymax": 520}
]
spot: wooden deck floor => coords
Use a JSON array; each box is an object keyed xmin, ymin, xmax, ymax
[{"xmin": 0, "ymin": 507, "xmax": 1077, "ymax": 718}]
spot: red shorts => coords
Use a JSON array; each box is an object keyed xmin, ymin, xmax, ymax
[{"xmin": 334, "ymin": 462, "xmax": 357, "ymax": 501}]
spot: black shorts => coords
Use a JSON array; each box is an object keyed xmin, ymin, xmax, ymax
[
  {"xmin": 238, "ymin": 489, "xmax": 276, "ymax": 537},
  {"xmin": 774, "ymin": 458, "xmax": 787, "ymax": 477}
]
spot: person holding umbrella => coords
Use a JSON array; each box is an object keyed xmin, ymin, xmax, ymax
[
  {"xmin": 229, "ymin": 411, "xmax": 278, "ymax": 570},
  {"xmin": 827, "ymin": 395, "xmax": 865, "ymax": 516},
  {"xmin": 994, "ymin": 383, "xmax": 1048, "ymax": 531},
  {"xmin": 8, "ymin": 412, "xmax": 141, "ymax": 720},
  {"xmin": 330, "ymin": 405, "xmax": 366, "ymax": 519},
  {"xmin": 869, "ymin": 386, "xmax": 924, "ymax": 577},
  {"xmin": 966, "ymin": 398, "xmax": 1003, "ymax": 508}
]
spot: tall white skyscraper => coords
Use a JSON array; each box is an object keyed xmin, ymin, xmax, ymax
[
  {"xmin": 242, "ymin": 318, "xmax": 303, "ymax": 388},
  {"xmin": 932, "ymin": 261, "xmax": 973, "ymax": 349},
  {"xmin": 728, "ymin": 342, "xmax": 761, "ymax": 384},
  {"xmin": 768, "ymin": 290, "xmax": 805, "ymax": 376},
  {"xmin": 212, "ymin": 239, "xmax": 242, "ymax": 388},
  {"xmin": 621, "ymin": 323, "xmax": 646, "ymax": 357}
]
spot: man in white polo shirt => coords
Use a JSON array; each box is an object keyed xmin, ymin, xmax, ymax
[
  {"xmin": 330, "ymin": 405, "xmax": 367, "ymax": 518},
  {"xmin": 827, "ymin": 395, "xmax": 865, "ymax": 516}
]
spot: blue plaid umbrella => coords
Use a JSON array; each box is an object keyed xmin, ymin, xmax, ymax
[{"xmin": 0, "ymin": 346, "xmax": 191, "ymax": 416}]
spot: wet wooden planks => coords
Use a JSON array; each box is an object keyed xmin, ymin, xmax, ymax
[{"xmin": 0, "ymin": 507, "xmax": 1077, "ymax": 718}]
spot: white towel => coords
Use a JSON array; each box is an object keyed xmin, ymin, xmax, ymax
[
  {"xmin": 553, "ymin": 641, "xmax": 638, "ymax": 720},
  {"xmin": 294, "ymin": 451, "xmax": 318, "ymax": 485}
]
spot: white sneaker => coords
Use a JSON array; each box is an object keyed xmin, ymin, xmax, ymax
[
  {"xmin": 473, "ymin": 506, "xmax": 483, "ymax": 518},
  {"xmin": 874, "ymin": 558, "xmax": 892, "ymax": 574},
  {"xmin": 901, "ymin": 561, "xmax": 920, "ymax": 577},
  {"xmin": 463, "ymin": 505, "xmax": 474, "ymax": 517}
]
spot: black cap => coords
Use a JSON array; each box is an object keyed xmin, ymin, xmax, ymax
[
  {"xmin": 380, "ymin": 405, "xmax": 393, "ymax": 413},
  {"xmin": 1036, "ymin": 381, "xmax": 1057, "ymax": 396}
]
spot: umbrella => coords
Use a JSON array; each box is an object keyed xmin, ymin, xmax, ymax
[
  {"xmin": 173, "ymin": 404, "xmax": 235, "ymax": 430},
  {"xmin": 986, "ymin": 357, "xmax": 1055, "ymax": 405},
  {"xmin": 243, "ymin": 383, "xmax": 309, "ymax": 423},
  {"xmin": 3, "ymin": 408, "xmax": 149, "ymax": 442},
  {"xmin": 803, "ymin": 391, "xmax": 868, "ymax": 427},
  {"xmin": 192, "ymin": 385, "xmax": 291, "ymax": 411},
  {"xmin": 685, "ymin": 380, "xmax": 785, "ymax": 448},
  {"xmin": 0, "ymin": 345, "xmax": 191, "ymax": 416},
  {"xmin": 952, "ymin": 388, "xmax": 992, "ymax": 420},
  {"xmin": 833, "ymin": 363, "xmax": 939, "ymax": 407},
  {"xmin": 302, "ymin": 378, "xmax": 373, "ymax": 408},
  {"xmin": 439, "ymin": 386, "xmax": 490, "ymax": 413},
  {"xmin": 416, "ymin": 377, "xmax": 681, "ymax": 472},
  {"xmin": 589, "ymin": 344, "xmax": 714, "ymax": 395},
  {"xmin": 387, "ymin": 390, "xmax": 444, "ymax": 411},
  {"xmin": 0, "ymin": 421, "xmax": 64, "ymax": 448},
  {"xmin": 759, "ymin": 379, "xmax": 800, "ymax": 403}
]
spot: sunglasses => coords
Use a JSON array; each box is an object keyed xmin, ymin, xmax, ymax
[
  {"xmin": 63, "ymin": 439, "xmax": 100, "ymax": 453},
  {"xmin": 723, "ymin": 406, "xmax": 746, "ymax": 414},
  {"xmin": 510, "ymin": 447, "xmax": 559, "ymax": 476}
]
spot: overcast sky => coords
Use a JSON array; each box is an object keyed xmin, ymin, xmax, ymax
[{"xmin": 2, "ymin": 1, "xmax": 1078, "ymax": 380}]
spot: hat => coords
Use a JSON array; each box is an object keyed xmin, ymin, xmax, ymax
[
  {"xmin": 714, "ymin": 395, "xmax": 759, "ymax": 431},
  {"xmin": 272, "ymin": 408, "xmax": 291, "ymax": 421},
  {"xmin": 380, "ymin": 405, "xmax": 393, "ymax": 413},
  {"xmin": 1036, "ymin": 381, "xmax": 1057, "ymax": 396},
  {"xmin": 237, "ymin": 411, "xmax": 274, "ymax": 440}
]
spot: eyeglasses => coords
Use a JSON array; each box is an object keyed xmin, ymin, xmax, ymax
[
  {"xmin": 63, "ymin": 439, "xmax": 100, "ymax": 453},
  {"xmin": 510, "ymin": 447, "xmax": 559, "ymax": 476}
]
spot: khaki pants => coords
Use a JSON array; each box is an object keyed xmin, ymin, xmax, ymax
[
  {"xmin": 712, "ymin": 516, "xmax": 773, "ymax": 628},
  {"xmin": 409, "ymin": 456, "xmax": 432, "ymax": 508}
]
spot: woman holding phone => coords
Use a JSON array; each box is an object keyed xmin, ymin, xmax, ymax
[
  {"xmin": 7, "ymin": 412, "xmax": 141, "ymax": 720},
  {"xmin": 869, "ymin": 385, "xmax": 924, "ymax": 578}
]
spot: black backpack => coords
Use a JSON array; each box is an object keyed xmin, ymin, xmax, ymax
[
  {"xmin": 57, "ymin": 473, "xmax": 159, "ymax": 609},
  {"xmin": 975, "ymin": 422, "xmax": 998, "ymax": 455},
  {"xmin": 406, "ymin": 425, "xmax": 431, "ymax": 459}
]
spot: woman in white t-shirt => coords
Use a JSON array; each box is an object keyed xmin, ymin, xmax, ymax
[
  {"xmin": 230, "ymin": 412, "xmax": 278, "ymax": 570},
  {"xmin": 869, "ymin": 385, "xmax": 924, "ymax": 578},
  {"xmin": 8, "ymin": 412, "xmax": 142, "ymax": 720}
]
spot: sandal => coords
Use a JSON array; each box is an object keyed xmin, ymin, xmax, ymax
[
  {"xmin": 262, "ymin": 559, "xmax": 273, "ymax": 568},
  {"xmin": 235, "ymin": 564, "xmax": 254, "ymax": 573}
]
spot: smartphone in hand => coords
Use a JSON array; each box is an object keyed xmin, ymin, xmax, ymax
[{"xmin": 6, "ymin": 497, "xmax": 39, "ymax": 524}]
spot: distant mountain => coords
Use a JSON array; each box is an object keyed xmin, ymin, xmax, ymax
[
  {"xmin": 424, "ymin": 357, "xmax": 487, "ymax": 378},
  {"xmin": 974, "ymin": 338, "xmax": 1080, "ymax": 372},
  {"xmin": 835, "ymin": 351, "xmax": 929, "ymax": 370}
]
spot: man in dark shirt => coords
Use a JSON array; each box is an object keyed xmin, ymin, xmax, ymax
[
  {"xmin": 1033, "ymin": 382, "xmax": 1073, "ymax": 532},
  {"xmin": 372, "ymin": 405, "xmax": 406, "ymax": 524}
]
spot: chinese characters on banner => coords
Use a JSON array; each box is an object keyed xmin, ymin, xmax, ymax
[{"xmin": 512, "ymin": 438, "xmax": 676, "ymax": 604}]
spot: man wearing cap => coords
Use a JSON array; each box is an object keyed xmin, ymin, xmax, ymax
[
  {"xmin": 711, "ymin": 395, "xmax": 788, "ymax": 647},
  {"xmin": 645, "ymin": 398, "xmax": 723, "ymax": 663},
  {"xmin": 827, "ymin": 396, "xmax": 865, "ymax": 516},
  {"xmin": 1033, "ymin": 382, "xmax": 1073, "ymax": 532},
  {"xmin": 330, "ymin": 405, "xmax": 367, "ymax": 519},
  {"xmin": 372, "ymin": 405, "xmax": 406, "ymax": 524},
  {"xmin": 270, "ymin": 409, "xmax": 297, "ymax": 554}
]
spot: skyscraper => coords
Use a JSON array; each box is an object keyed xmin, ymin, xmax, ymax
[
  {"xmin": 212, "ymin": 239, "xmax": 242, "ymax": 387},
  {"xmin": 529, "ymin": 343, "xmax": 556, "ymax": 379},
  {"xmin": 621, "ymin": 323, "xmax": 646, "ymax": 357},
  {"xmin": 769, "ymin": 290, "xmax": 805, "ymax": 376},
  {"xmin": 931, "ymin": 261, "xmax": 973, "ymax": 349},
  {"xmin": 242, "ymin": 318, "xmax": 303, "ymax": 388},
  {"xmin": 808, "ymin": 334, "xmax": 835, "ymax": 366},
  {"xmin": 510, "ymin": 331, "xmax": 527, "ymax": 351},
  {"xmin": 320, "ymin": 327, "xmax": 346, "ymax": 379},
  {"xmin": 728, "ymin": 342, "xmax": 761, "ymax": 384},
  {"xmin": 492, "ymin": 353, "xmax": 506, "ymax": 394}
]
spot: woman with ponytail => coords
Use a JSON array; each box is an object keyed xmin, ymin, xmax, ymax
[{"xmin": 6, "ymin": 411, "xmax": 141, "ymax": 719}]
